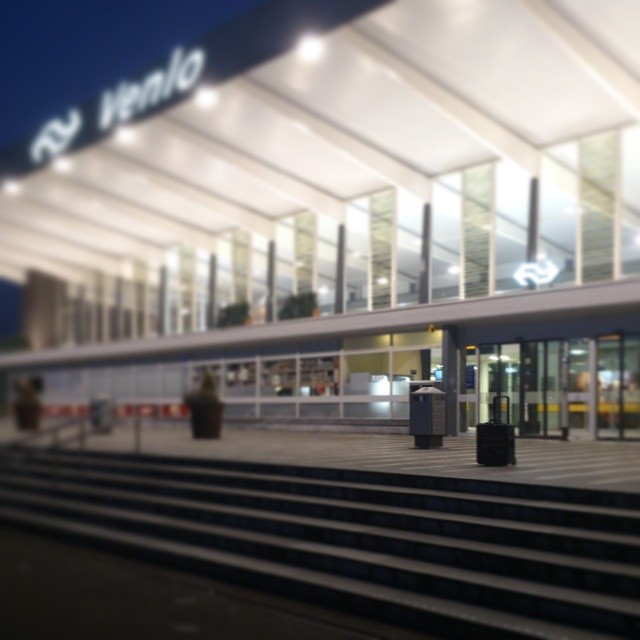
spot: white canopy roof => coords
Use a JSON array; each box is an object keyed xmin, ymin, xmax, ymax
[{"xmin": 2, "ymin": 0, "xmax": 639, "ymax": 284}]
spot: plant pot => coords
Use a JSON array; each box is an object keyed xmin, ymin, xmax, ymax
[
  {"xmin": 14, "ymin": 402, "xmax": 41, "ymax": 430},
  {"xmin": 188, "ymin": 401, "xmax": 224, "ymax": 439}
]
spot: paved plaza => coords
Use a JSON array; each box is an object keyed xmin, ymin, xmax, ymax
[{"xmin": 2, "ymin": 418, "xmax": 639, "ymax": 494}]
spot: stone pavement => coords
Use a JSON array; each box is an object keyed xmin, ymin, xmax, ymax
[{"xmin": 2, "ymin": 417, "xmax": 639, "ymax": 494}]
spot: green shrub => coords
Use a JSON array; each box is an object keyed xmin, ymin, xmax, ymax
[
  {"xmin": 216, "ymin": 301, "xmax": 250, "ymax": 327},
  {"xmin": 278, "ymin": 291, "xmax": 318, "ymax": 321}
]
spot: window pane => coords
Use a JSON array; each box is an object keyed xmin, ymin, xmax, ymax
[
  {"xmin": 620, "ymin": 126, "xmax": 640, "ymax": 277},
  {"xmin": 539, "ymin": 149, "xmax": 578, "ymax": 288},
  {"xmin": 370, "ymin": 189, "xmax": 394, "ymax": 309},
  {"xmin": 224, "ymin": 361, "xmax": 257, "ymax": 397},
  {"xmin": 462, "ymin": 164, "xmax": 493, "ymax": 299},
  {"xmin": 432, "ymin": 176, "xmax": 461, "ymax": 301},
  {"xmin": 344, "ymin": 352, "xmax": 390, "ymax": 396},
  {"xmin": 396, "ymin": 189, "xmax": 423, "ymax": 306},
  {"xmin": 276, "ymin": 220, "xmax": 294, "ymax": 315},
  {"xmin": 346, "ymin": 199, "xmax": 369, "ymax": 312},
  {"xmin": 261, "ymin": 359, "xmax": 296, "ymax": 397},
  {"xmin": 495, "ymin": 161, "xmax": 529, "ymax": 294},
  {"xmin": 580, "ymin": 131, "xmax": 616, "ymax": 283}
]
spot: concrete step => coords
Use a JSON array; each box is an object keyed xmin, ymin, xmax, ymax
[
  {"xmin": 2, "ymin": 472, "xmax": 639, "ymax": 600},
  {"xmin": 11, "ymin": 454, "xmax": 640, "ymax": 535},
  {"xmin": 37, "ymin": 448, "xmax": 640, "ymax": 511},
  {"xmin": 0, "ymin": 503, "xmax": 616, "ymax": 640},
  {"xmin": 3, "ymin": 462, "xmax": 639, "ymax": 567},
  {"xmin": 0, "ymin": 488, "xmax": 638, "ymax": 639}
]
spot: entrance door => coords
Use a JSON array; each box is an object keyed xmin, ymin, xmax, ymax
[
  {"xmin": 478, "ymin": 343, "xmax": 520, "ymax": 430},
  {"xmin": 596, "ymin": 334, "xmax": 640, "ymax": 440},
  {"xmin": 478, "ymin": 339, "xmax": 590, "ymax": 439},
  {"xmin": 597, "ymin": 335, "xmax": 622, "ymax": 439}
]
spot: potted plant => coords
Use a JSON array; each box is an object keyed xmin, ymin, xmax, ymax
[
  {"xmin": 278, "ymin": 291, "xmax": 319, "ymax": 320},
  {"xmin": 14, "ymin": 378, "xmax": 42, "ymax": 430},
  {"xmin": 217, "ymin": 301, "xmax": 251, "ymax": 328},
  {"xmin": 184, "ymin": 370, "xmax": 224, "ymax": 439}
]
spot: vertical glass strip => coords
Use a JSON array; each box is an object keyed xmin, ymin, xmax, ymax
[
  {"xmin": 462, "ymin": 164, "xmax": 493, "ymax": 298},
  {"xmin": 619, "ymin": 126, "xmax": 640, "ymax": 276},
  {"xmin": 232, "ymin": 229, "xmax": 250, "ymax": 302},
  {"xmin": 179, "ymin": 246, "xmax": 195, "ymax": 333},
  {"xmin": 580, "ymin": 131, "xmax": 616, "ymax": 283},
  {"xmin": 294, "ymin": 211, "xmax": 316, "ymax": 293},
  {"xmin": 370, "ymin": 188, "xmax": 395, "ymax": 309}
]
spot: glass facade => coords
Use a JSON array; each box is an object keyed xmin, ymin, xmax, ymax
[
  {"xmin": 13, "ymin": 123, "xmax": 639, "ymax": 442},
  {"xmin": 47, "ymin": 123, "xmax": 640, "ymax": 348}
]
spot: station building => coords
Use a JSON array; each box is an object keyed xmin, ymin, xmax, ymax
[{"xmin": 1, "ymin": 0, "xmax": 639, "ymax": 441}]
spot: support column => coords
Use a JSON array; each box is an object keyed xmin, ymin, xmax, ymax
[
  {"xmin": 526, "ymin": 176, "xmax": 540, "ymax": 291},
  {"xmin": 158, "ymin": 266, "xmax": 168, "ymax": 336},
  {"xmin": 114, "ymin": 277, "xmax": 124, "ymax": 340},
  {"xmin": 207, "ymin": 254, "xmax": 218, "ymax": 329},
  {"xmin": 588, "ymin": 338, "xmax": 598, "ymax": 441},
  {"xmin": 418, "ymin": 202, "xmax": 431, "ymax": 305},
  {"xmin": 442, "ymin": 325, "xmax": 460, "ymax": 436},
  {"xmin": 266, "ymin": 241, "xmax": 276, "ymax": 323},
  {"xmin": 334, "ymin": 224, "xmax": 346, "ymax": 314},
  {"xmin": 526, "ymin": 177, "xmax": 539, "ymax": 263},
  {"xmin": 74, "ymin": 286, "xmax": 86, "ymax": 345}
]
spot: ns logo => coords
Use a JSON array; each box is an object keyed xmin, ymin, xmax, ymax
[{"xmin": 30, "ymin": 109, "xmax": 83, "ymax": 164}]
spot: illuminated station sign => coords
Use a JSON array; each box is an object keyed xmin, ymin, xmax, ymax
[
  {"xmin": 30, "ymin": 47, "xmax": 206, "ymax": 164},
  {"xmin": 0, "ymin": 0, "xmax": 390, "ymax": 180},
  {"xmin": 513, "ymin": 260, "xmax": 560, "ymax": 287}
]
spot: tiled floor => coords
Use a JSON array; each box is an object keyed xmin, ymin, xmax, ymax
[{"xmin": 2, "ymin": 418, "xmax": 640, "ymax": 493}]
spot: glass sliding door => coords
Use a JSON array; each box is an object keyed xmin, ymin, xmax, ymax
[
  {"xmin": 545, "ymin": 341, "xmax": 564, "ymax": 437},
  {"xmin": 567, "ymin": 338, "xmax": 590, "ymax": 435},
  {"xmin": 479, "ymin": 340, "xmax": 570, "ymax": 438},
  {"xmin": 596, "ymin": 333, "xmax": 640, "ymax": 440},
  {"xmin": 520, "ymin": 341, "xmax": 543, "ymax": 436},
  {"xmin": 477, "ymin": 343, "xmax": 520, "ymax": 430},
  {"xmin": 623, "ymin": 336, "xmax": 640, "ymax": 439},
  {"xmin": 597, "ymin": 334, "xmax": 622, "ymax": 439}
]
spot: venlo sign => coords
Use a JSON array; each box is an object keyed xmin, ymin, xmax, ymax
[{"xmin": 30, "ymin": 46, "xmax": 206, "ymax": 164}]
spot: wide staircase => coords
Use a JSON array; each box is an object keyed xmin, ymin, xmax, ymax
[{"xmin": 0, "ymin": 447, "xmax": 639, "ymax": 639}]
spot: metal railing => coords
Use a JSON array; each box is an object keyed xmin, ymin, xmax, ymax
[
  {"xmin": 0, "ymin": 415, "xmax": 90, "ymax": 480},
  {"xmin": 1, "ymin": 411, "xmax": 138, "ymax": 474}
]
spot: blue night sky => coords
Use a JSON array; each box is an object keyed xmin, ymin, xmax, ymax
[{"xmin": 0, "ymin": 0, "xmax": 264, "ymax": 149}]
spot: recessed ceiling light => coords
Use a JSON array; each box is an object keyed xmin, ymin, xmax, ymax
[
  {"xmin": 115, "ymin": 126, "xmax": 136, "ymax": 144},
  {"xmin": 194, "ymin": 87, "xmax": 219, "ymax": 109},
  {"xmin": 318, "ymin": 285, "xmax": 329, "ymax": 295},
  {"xmin": 293, "ymin": 120, "xmax": 311, "ymax": 134},
  {"xmin": 448, "ymin": 265, "xmax": 460, "ymax": 275},
  {"xmin": 2, "ymin": 180, "xmax": 22, "ymax": 196},
  {"xmin": 297, "ymin": 34, "xmax": 325, "ymax": 62},
  {"xmin": 384, "ymin": 68, "xmax": 401, "ymax": 82},
  {"xmin": 53, "ymin": 157, "xmax": 73, "ymax": 173},
  {"xmin": 376, "ymin": 276, "xmax": 389, "ymax": 285}
]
